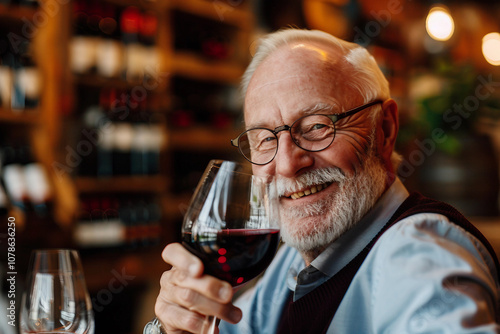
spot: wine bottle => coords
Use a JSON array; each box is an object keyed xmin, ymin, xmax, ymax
[
  {"xmin": 96, "ymin": 2, "xmax": 122, "ymax": 78},
  {"xmin": 111, "ymin": 91, "xmax": 133, "ymax": 175},
  {"xmin": 120, "ymin": 198, "xmax": 140, "ymax": 248},
  {"xmin": 73, "ymin": 197, "xmax": 92, "ymax": 246},
  {"xmin": 96, "ymin": 88, "xmax": 114, "ymax": 176},
  {"xmin": 21, "ymin": 145, "xmax": 53, "ymax": 217},
  {"xmin": 112, "ymin": 122, "xmax": 133, "ymax": 175},
  {"xmin": 139, "ymin": 10, "xmax": 159, "ymax": 81},
  {"xmin": 130, "ymin": 123, "xmax": 149, "ymax": 175},
  {"xmin": 1, "ymin": 144, "xmax": 28, "ymax": 211},
  {"xmin": 70, "ymin": 0, "xmax": 98, "ymax": 74},
  {"xmin": 11, "ymin": 40, "xmax": 40, "ymax": 110},
  {"xmin": 146, "ymin": 123, "xmax": 164, "ymax": 175},
  {"xmin": 130, "ymin": 96, "xmax": 149, "ymax": 175},
  {"xmin": 100, "ymin": 196, "xmax": 125, "ymax": 247},
  {"xmin": 120, "ymin": 6, "xmax": 142, "ymax": 82},
  {"xmin": 79, "ymin": 104, "xmax": 104, "ymax": 176},
  {"xmin": 97, "ymin": 126, "xmax": 114, "ymax": 177}
]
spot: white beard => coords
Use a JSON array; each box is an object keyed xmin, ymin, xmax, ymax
[{"xmin": 277, "ymin": 154, "xmax": 387, "ymax": 254}]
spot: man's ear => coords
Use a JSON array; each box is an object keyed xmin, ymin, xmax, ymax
[{"xmin": 379, "ymin": 98, "xmax": 399, "ymax": 163}]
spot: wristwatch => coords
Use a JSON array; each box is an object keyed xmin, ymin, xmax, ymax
[{"xmin": 143, "ymin": 317, "xmax": 166, "ymax": 334}]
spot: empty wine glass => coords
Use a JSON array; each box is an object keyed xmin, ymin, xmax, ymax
[
  {"xmin": 20, "ymin": 249, "xmax": 94, "ymax": 334},
  {"xmin": 145, "ymin": 160, "xmax": 280, "ymax": 334}
]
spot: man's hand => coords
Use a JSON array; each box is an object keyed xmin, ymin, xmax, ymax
[{"xmin": 155, "ymin": 243, "xmax": 243, "ymax": 333}]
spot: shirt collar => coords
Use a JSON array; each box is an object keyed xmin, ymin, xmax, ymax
[{"xmin": 310, "ymin": 178, "xmax": 410, "ymax": 277}]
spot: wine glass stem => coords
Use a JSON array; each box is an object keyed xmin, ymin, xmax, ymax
[{"xmin": 201, "ymin": 315, "xmax": 217, "ymax": 334}]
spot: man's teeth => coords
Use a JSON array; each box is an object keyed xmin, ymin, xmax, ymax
[{"xmin": 290, "ymin": 183, "xmax": 328, "ymax": 199}]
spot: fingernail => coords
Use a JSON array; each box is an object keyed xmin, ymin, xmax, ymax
[
  {"xmin": 188, "ymin": 264, "xmax": 198, "ymax": 276},
  {"xmin": 219, "ymin": 285, "xmax": 231, "ymax": 301}
]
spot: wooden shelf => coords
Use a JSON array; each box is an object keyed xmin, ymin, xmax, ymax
[
  {"xmin": 0, "ymin": 4, "xmax": 36, "ymax": 22},
  {"xmin": 168, "ymin": 0, "xmax": 253, "ymax": 30},
  {"xmin": 73, "ymin": 72, "xmax": 168, "ymax": 92},
  {"xmin": 168, "ymin": 126, "xmax": 240, "ymax": 151},
  {"xmin": 74, "ymin": 73, "xmax": 139, "ymax": 90},
  {"xmin": 74, "ymin": 175, "xmax": 170, "ymax": 194},
  {"xmin": 168, "ymin": 52, "xmax": 245, "ymax": 83},
  {"xmin": 0, "ymin": 108, "xmax": 41, "ymax": 124}
]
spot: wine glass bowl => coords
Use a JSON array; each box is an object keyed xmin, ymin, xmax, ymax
[
  {"xmin": 182, "ymin": 160, "xmax": 280, "ymax": 288},
  {"xmin": 20, "ymin": 249, "xmax": 94, "ymax": 334}
]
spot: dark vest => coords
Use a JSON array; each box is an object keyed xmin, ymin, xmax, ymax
[{"xmin": 277, "ymin": 192, "xmax": 500, "ymax": 334}]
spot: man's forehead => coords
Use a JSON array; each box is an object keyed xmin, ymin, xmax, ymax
[
  {"xmin": 244, "ymin": 63, "xmax": 346, "ymax": 110},
  {"xmin": 246, "ymin": 42, "xmax": 346, "ymax": 89},
  {"xmin": 246, "ymin": 73, "xmax": 329, "ymax": 95}
]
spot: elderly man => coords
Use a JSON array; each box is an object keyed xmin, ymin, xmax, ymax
[{"xmin": 154, "ymin": 29, "xmax": 500, "ymax": 333}]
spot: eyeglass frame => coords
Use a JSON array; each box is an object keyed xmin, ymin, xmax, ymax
[{"xmin": 231, "ymin": 99, "xmax": 384, "ymax": 165}]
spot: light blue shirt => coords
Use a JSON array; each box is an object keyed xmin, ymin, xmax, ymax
[{"xmin": 220, "ymin": 179, "xmax": 500, "ymax": 333}]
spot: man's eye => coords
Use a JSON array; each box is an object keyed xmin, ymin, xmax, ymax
[
  {"xmin": 258, "ymin": 136, "xmax": 276, "ymax": 148},
  {"xmin": 301, "ymin": 123, "xmax": 333, "ymax": 141},
  {"xmin": 311, "ymin": 123, "xmax": 327, "ymax": 130},
  {"xmin": 302, "ymin": 123, "xmax": 328, "ymax": 133}
]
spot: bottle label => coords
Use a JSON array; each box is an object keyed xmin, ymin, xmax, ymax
[
  {"xmin": 96, "ymin": 39, "xmax": 123, "ymax": 78},
  {"xmin": 74, "ymin": 219, "xmax": 125, "ymax": 247},
  {"xmin": 131, "ymin": 124, "xmax": 150, "ymax": 150},
  {"xmin": 124, "ymin": 43, "xmax": 145, "ymax": 81},
  {"xmin": 17, "ymin": 67, "xmax": 41, "ymax": 99},
  {"xmin": 70, "ymin": 36, "xmax": 98, "ymax": 74},
  {"xmin": 3, "ymin": 164, "xmax": 27, "ymax": 202},
  {"xmin": 98, "ymin": 123, "xmax": 115, "ymax": 149},
  {"xmin": 142, "ymin": 46, "xmax": 160, "ymax": 80},
  {"xmin": 113, "ymin": 122, "xmax": 134, "ymax": 151},
  {"xmin": 23, "ymin": 163, "xmax": 51, "ymax": 204}
]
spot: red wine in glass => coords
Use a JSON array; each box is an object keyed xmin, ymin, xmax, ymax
[{"xmin": 182, "ymin": 228, "xmax": 280, "ymax": 287}]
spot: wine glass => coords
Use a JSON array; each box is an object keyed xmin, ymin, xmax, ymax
[
  {"xmin": 144, "ymin": 160, "xmax": 280, "ymax": 334},
  {"xmin": 20, "ymin": 249, "xmax": 94, "ymax": 334}
]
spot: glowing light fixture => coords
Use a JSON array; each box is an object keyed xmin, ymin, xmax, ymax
[
  {"xmin": 482, "ymin": 32, "xmax": 500, "ymax": 66},
  {"xmin": 426, "ymin": 6, "xmax": 455, "ymax": 41}
]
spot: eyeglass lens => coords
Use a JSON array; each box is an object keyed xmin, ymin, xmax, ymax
[{"xmin": 238, "ymin": 114, "xmax": 336, "ymax": 165}]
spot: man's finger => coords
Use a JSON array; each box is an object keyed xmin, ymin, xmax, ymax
[{"xmin": 162, "ymin": 243, "xmax": 203, "ymax": 277}]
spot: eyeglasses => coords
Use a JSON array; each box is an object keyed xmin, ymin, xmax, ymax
[{"xmin": 231, "ymin": 100, "xmax": 383, "ymax": 165}]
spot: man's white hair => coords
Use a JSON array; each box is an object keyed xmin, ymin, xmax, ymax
[{"xmin": 241, "ymin": 28, "xmax": 391, "ymax": 104}]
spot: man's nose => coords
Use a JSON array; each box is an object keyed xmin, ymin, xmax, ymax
[{"xmin": 273, "ymin": 133, "xmax": 313, "ymax": 178}]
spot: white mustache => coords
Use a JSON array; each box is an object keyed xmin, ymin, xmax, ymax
[{"xmin": 276, "ymin": 167, "xmax": 346, "ymax": 196}]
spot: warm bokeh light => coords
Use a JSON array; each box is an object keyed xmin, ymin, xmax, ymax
[
  {"xmin": 482, "ymin": 32, "xmax": 500, "ymax": 66},
  {"xmin": 426, "ymin": 6, "xmax": 455, "ymax": 41}
]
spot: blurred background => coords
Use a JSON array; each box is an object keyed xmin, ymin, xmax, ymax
[{"xmin": 0, "ymin": 0, "xmax": 499, "ymax": 332}]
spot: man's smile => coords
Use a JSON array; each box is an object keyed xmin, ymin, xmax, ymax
[{"xmin": 284, "ymin": 182, "xmax": 334, "ymax": 199}]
